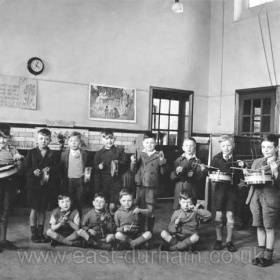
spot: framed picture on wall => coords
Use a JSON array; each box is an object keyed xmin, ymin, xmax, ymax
[{"xmin": 88, "ymin": 84, "xmax": 136, "ymax": 123}]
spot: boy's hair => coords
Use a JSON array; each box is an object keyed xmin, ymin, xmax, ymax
[
  {"xmin": 68, "ymin": 131, "xmax": 82, "ymax": 140},
  {"xmin": 183, "ymin": 137, "xmax": 197, "ymax": 146},
  {"xmin": 119, "ymin": 188, "xmax": 133, "ymax": 199},
  {"xmin": 143, "ymin": 131, "xmax": 156, "ymax": 141},
  {"xmin": 0, "ymin": 123, "xmax": 11, "ymax": 137},
  {"xmin": 218, "ymin": 134, "xmax": 234, "ymax": 144},
  {"xmin": 262, "ymin": 134, "xmax": 279, "ymax": 148},
  {"xmin": 58, "ymin": 193, "xmax": 72, "ymax": 202},
  {"xmin": 37, "ymin": 128, "xmax": 51, "ymax": 137},
  {"xmin": 94, "ymin": 192, "xmax": 106, "ymax": 202},
  {"xmin": 101, "ymin": 128, "xmax": 114, "ymax": 137},
  {"xmin": 179, "ymin": 189, "xmax": 197, "ymax": 205}
]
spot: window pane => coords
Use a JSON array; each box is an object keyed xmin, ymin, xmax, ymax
[
  {"xmin": 170, "ymin": 100, "xmax": 179, "ymax": 114},
  {"xmin": 249, "ymin": 0, "xmax": 273, "ymax": 8},
  {"xmin": 243, "ymin": 100, "xmax": 251, "ymax": 115},
  {"xmin": 262, "ymin": 98, "xmax": 271, "ymax": 114},
  {"xmin": 152, "ymin": 114, "xmax": 159, "ymax": 129},
  {"xmin": 158, "ymin": 131, "xmax": 168, "ymax": 145},
  {"xmin": 153, "ymin": 99, "xmax": 160, "ymax": 113},
  {"xmin": 253, "ymin": 116, "xmax": 260, "ymax": 133},
  {"xmin": 185, "ymin": 102, "xmax": 189, "ymax": 116},
  {"xmin": 152, "ymin": 130, "xmax": 158, "ymax": 144},
  {"xmin": 159, "ymin": 115, "xmax": 168, "ymax": 129},
  {"xmin": 170, "ymin": 116, "xmax": 178, "ymax": 130},
  {"xmin": 184, "ymin": 131, "xmax": 189, "ymax": 138},
  {"xmin": 185, "ymin": 116, "xmax": 189, "ymax": 131},
  {"xmin": 253, "ymin": 99, "xmax": 261, "ymax": 115},
  {"xmin": 242, "ymin": 117, "xmax": 250, "ymax": 132},
  {"xmin": 160, "ymin": 99, "xmax": 169, "ymax": 114},
  {"xmin": 169, "ymin": 133, "xmax": 178, "ymax": 146},
  {"xmin": 262, "ymin": 116, "xmax": 270, "ymax": 132}
]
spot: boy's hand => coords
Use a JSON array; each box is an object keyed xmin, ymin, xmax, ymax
[
  {"xmin": 187, "ymin": 205, "xmax": 195, "ymax": 211},
  {"xmin": 243, "ymin": 168, "xmax": 249, "ymax": 176},
  {"xmin": 88, "ymin": 229, "xmax": 97, "ymax": 236},
  {"xmin": 123, "ymin": 225, "xmax": 139, "ymax": 233},
  {"xmin": 133, "ymin": 207, "xmax": 140, "ymax": 214},
  {"xmin": 33, "ymin": 169, "xmax": 42, "ymax": 177},
  {"xmin": 130, "ymin": 155, "xmax": 137, "ymax": 164},
  {"xmin": 270, "ymin": 162, "xmax": 279, "ymax": 177},
  {"xmin": 98, "ymin": 162, "xmax": 104, "ymax": 170},
  {"xmin": 175, "ymin": 218, "xmax": 181, "ymax": 225},
  {"xmin": 187, "ymin": 170, "xmax": 193, "ymax": 177},
  {"xmin": 13, "ymin": 154, "xmax": 24, "ymax": 161},
  {"xmin": 176, "ymin": 166, "xmax": 183, "ymax": 174},
  {"xmin": 200, "ymin": 164, "xmax": 206, "ymax": 171},
  {"xmin": 43, "ymin": 167, "xmax": 50, "ymax": 172},
  {"xmin": 237, "ymin": 160, "xmax": 245, "ymax": 168},
  {"xmin": 158, "ymin": 151, "xmax": 166, "ymax": 166}
]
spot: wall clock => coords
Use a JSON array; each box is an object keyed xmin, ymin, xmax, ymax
[{"xmin": 27, "ymin": 57, "xmax": 44, "ymax": 75}]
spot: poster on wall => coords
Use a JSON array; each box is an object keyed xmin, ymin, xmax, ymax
[
  {"xmin": 89, "ymin": 84, "xmax": 136, "ymax": 123},
  {"xmin": 35, "ymin": 127, "xmax": 89, "ymax": 150},
  {"xmin": 0, "ymin": 75, "xmax": 37, "ymax": 110}
]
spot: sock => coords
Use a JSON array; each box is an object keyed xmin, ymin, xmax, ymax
[
  {"xmin": 78, "ymin": 229, "xmax": 90, "ymax": 241},
  {"xmin": 48, "ymin": 230, "xmax": 73, "ymax": 246},
  {"xmin": 264, "ymin": 249, "xmax": 273, "ymax": 260},
  {"xmin": 226, "ymin": 222, "xmax": 234, "ymax": 243},
  {"xmin": 254, "ymin": 246, "xmax": 266, "ymax": 259},
  {"xmin": 130, "ymin": 235, "xmax": 147, "ymax": 248},
  {"xmin": 215, "ymin": 221, "xmax": 223, "ymax": 241},
  {"xmin": 170, "ymin": 237, "xmax": 192, "ymax": 251},
  {"xmin": 169, "ymin": 236, "xmax": 178, "ymax": 246}
]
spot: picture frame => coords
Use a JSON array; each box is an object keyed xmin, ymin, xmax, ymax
[{"xmin": 89, "ymin": 84, "xmax": 136, "ymax": 123}]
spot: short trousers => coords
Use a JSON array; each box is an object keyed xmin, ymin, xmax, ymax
[
  {"xmin": 136, "ymin": 186, "xmax": 156, "ymax": 213},
  {"xmin": 27, "ymin": 187, "xmax": 49, "ymax": 211}
]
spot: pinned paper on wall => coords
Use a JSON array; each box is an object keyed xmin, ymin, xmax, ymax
[{"xmin": 0, "ymin": 75, "xmax": 37, "ymax": 110}]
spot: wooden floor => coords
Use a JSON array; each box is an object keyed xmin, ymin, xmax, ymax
[{"xmin": 1, "ymin": 200, "xmax": 280, "ymax": 280}]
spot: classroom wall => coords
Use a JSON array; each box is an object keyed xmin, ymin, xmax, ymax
[
  {"xmin": 208, "ymin": 0, "xmax": 280, "ymax": 134},
  {"xmin": 0, "ymin": 0, "xmax": 211, "ymax": 134}
]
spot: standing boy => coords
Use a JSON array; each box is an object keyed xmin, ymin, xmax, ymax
[
  {"xmin": 210, "ymin": 135, "xmax": 244, "ymax": 252},
  {"xmin": 61, "ymin": 131, "xmax": 91, "ymax": 215},
  {"xmin": 161, "ymin": 189, "xmax": 211, "ymax": 251},
  {"xmin": 93, "ymin": 128, "xmax": 128, "ymax": 215},
  {"xmin": 246, "ymin": 134, "xmax": 280, "ymax": 267},
  {"xmin": 47, "ymin": 194, "xmax": 82, "ymax": 247},
  {"xmin": 0, "ymin": 123, "xmax": 24, "ymax": 251},
  {"xmin": 171, "ymin": 137, "xmax": 207, "ymax": 210},
  {"xmin": 77, "ymin": 192, "xmax": 115, "ymax": 250},
  {"xmin": 25, "ymin": 128, "xmax": 56, "ymax": 243},
  {"xmin": 114, "ymin": 188, "xmax": 152, "ymax": 249},
  {"xmin": 130, "ymin": 132, "xmax": 166, "ymax": 234}
]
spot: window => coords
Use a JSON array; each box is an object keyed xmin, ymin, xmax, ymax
[
  {"xmin": 151, "ymin": 87, "xmax": 193, "ymax": 147},
  {"xmin": 249, "ymin": 0, "xmax": 273, "ymax": 8},
  {"xmin": 236, "ymin": 87, "xmax": 277, "ymax": 136}
]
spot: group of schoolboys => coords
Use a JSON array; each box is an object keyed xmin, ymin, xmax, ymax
[{"xmin": 0, "ymin": 122, "xmax": 279, "ymax": 267}]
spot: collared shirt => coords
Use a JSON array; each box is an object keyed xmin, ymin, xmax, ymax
[
  {"xmin": 181, "ymin": 153, "xmax": 197, "ymax": 161},
  {"xmin": 70, "ymin": 149, "xmax": 81, "ymax": 158},
  {"xmin": 223, "ymin": 154, "xmax": 232, "ymax": 161},
  {"xmin": 143, "ymin": 149, "xmax": 156, "ymax": 157}
]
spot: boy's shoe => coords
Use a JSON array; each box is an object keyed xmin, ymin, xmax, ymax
[
  {"xmin": 72, "ymin": 240, "xmax": 85, "ymax": 248},
  {"xmin": 50, "ymin": 240, "xmax": 60, "ymax": 247},
  {"xmin": 0, "ymin": 240, "xmax": 17, "ymax": 250},
  {"xmin": 39, "ymin": 235, "xmax": 49, "ymax": 243},
  {"xmin": 159, "ymin": 242, "xmax": 170, "ymax": 251},
  {"xmin": 213, "ymin": 240, "xmax": 223, "ymax": 250},
  {"xmin": 258, "ymin": 258, "xmax": 273, "ymax": 267},
  {"xmin": 226, "ymin": 241, "xmax": 237, "ymax": 252},
  {"xmin": 116, "ymin": 242, "xmax": 130, "ymax": 251}
]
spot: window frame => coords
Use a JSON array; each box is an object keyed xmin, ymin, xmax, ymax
[
  {"xmin": 235, "ymin": 86, "xmax": 278, "ymax": 137},
  {"xmin": 150, "ymin": 86, "xmax": 194, "ymax": 148}
]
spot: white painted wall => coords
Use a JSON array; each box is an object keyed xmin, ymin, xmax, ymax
[
  {"xmin": 208, "ymin": 0, "xmax": 280, "ymax": 134},
  {"xmin": 0, "ymin": 0, "xmax": 211, "ymax": 133}
]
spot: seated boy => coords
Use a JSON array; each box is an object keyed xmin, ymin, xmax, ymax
[
  {"xmin": 161, "ymin": 189, "xmax": 211, "ymax": 251},
  {"xmin": 0, "ymin": 123, "xmax": 24, "ymax": 251},
  {"xmin": 114, "ymin": 188, "xmax": 152, "ymax": 250},
  {"xmin": 93, "ymin": 128, "xmax": 128, "ymax": 215},
  {"xmin": 77, "ymin": 192, "xmax": 115, "ymax": 250},
  {"xmin": 46, "ymin": 194, "xmax": 82, "ymax": 247}
]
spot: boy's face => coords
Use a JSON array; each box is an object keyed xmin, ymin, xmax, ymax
[
  {"xmin": 220, "ymin": 140, "xmax": 234, "ymax": 156},
  {"xmin": 182, "ymin": 140, "xmax": 195, "ymax": 156},
  {"xmin": 143, "ymin": 138, "xmax": 156, "ymax": 153},
  {"xmin": 261, "ymin": 140, "xmax": 278, "ymax": 158},
  {"xmin": 68, "ymin": 136, "xmax": 81, "ymax": 150},
  {"xmin": 93, "ymin": 196, "xmax": 106, "ymax": 211},
  {"xmin": 0, "ymin": 134, "xmax": 10, "ymax": 149},
  {"xmin": 37, "ymin": 133, "xmax": 51, "ymax": 149},
  {"xmin": 179, "ymin": 198, "xmax": 193, "ymax": 212},
  {"xmin": 119, "ymin": 194, "xmax": 133, "ymax": 210},
  {"xmin": 58, "ymin": 197, "xmax": 71, "ymax": 211},
  {"xmin": 102, "ymin": 134, "xmax": 115, "ymax": 149}
]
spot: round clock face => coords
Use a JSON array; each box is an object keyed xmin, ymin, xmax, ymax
[{"xmin": 27, "ymin": 57, "xmax": 44, "ymax": 75}]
